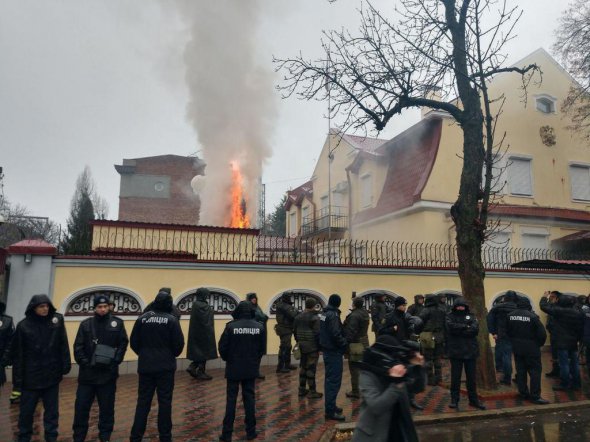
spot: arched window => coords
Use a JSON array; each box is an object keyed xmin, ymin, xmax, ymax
[
  {"xmin": 270, "ymin": 290, "xmax": 326, "ymax": 315},
  {"xmin": 357, "ymin": 290, "xmax": 398, "ymax": 311},
  {"xmin": 65, "ymin": 288, "xmax": 143, "ymax": 316},
  {"xmin": 490, "ymin": 291, "xmax": 534, "ymax": 312},
  {"xmin": 176, "ymin": 288, "xmax": 240, "ymax": 316}
]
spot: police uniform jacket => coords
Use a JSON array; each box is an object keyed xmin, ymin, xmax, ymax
[
  {"xmin": 218, "ymin": 304, "xmax": 264, "ymax": 381},
  {"xmin": 486, "ymin": 300, "xmax": 517, "ymax": 339},
  {"xmin": 380, "ymin": 309, "xmax": 411, "ymax": 340},
  {"xmin": 130, "ymin": 309, "xmax": 184, "ymax": 374},
  {"xmin": 11, "ymin": 294, "xmax": 71, "ymax": 390},
  {"xmin": 506, "ymin": 309, "xmax": 546, "ymax": 357},
  {"xmin": 73, "ymin": 313, "xmax": 129, "ymax": 384},
  {"xmin": 445, "ymin": 301, "xmax": 479, "ymax": 360},
  {"xmin": 343, "ymin": 308, "xmax": 370, "ymax": 346},
  {"xmin": 319, "ymin": 305, "xmax": 347, "ymax": 353},
  {"xmin": 275, "ymin": 299, "xmax": 297, "ymax": 336},
  {"xmin": 293, "ymin": 310, "xmax": 320, "ymax": 354}
]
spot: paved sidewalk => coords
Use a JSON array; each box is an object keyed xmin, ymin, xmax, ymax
[{"xmin": 1, "ymin": 353, "xmax": 588, "ymax": 441}]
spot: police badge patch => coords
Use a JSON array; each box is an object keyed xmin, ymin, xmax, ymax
[
  {"xmin": 466, "ymin": 316, "xmax": 471, "ymax": 320},
  {"xmin": 52, "ymin": 317, "xmax": 58, "ymax": 324},
  {"xmin": 0, "ymin": 320, "xmax": 3, "ymax": 327},
  {"xmin": 111, "ymin": 321, "xmax": 117, "ymax": 328}
]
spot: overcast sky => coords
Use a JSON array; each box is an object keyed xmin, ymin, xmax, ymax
[{"xmin": 0, "ymin": 0, "xmax": 567, "ymax": 227}]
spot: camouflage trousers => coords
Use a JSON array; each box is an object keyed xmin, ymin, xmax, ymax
[
  {"xmin": 423, "ymin": 343, "xmax": 444, "ymax": 384},
  {"xmin": 299, "ymin": 351, "xmax": 319, "ymax": 392}
]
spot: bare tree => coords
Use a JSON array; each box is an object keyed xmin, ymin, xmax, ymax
[
  {"xmin": 0, "ymin": 199, "xmax": 61, "ymax": 248},
  {"xmin": 275, "ymin": 0, "xmax": 540, "ymax": 388},
  {"xmin": 554, "ymin": 0, "xmax": 590, "ymax": 139}
]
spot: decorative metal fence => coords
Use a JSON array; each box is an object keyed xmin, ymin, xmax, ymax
[{"xmin": 82, "ymin": 227, "xmax": 590, "ymax": 271}]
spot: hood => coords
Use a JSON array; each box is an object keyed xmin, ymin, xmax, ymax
[
  {"xmin": 152, "ymin": 291, "xmax": 173, "ymax": 313},
  {"xmin": 195, "ymin": 287, "xmax": 210, "ymax": 302},
  {"xmin": 25, "ymin": 294, "xmax": 56, "ymax": 317},
  {"xmin": 452, "ymin": 297, "xmax": 470, "ymax": 313},
  {"xmin": 414, "ymin": 294, "xmax": 424, "ymax": 303},
  {"xmin": 246, "ymin": 292, "xmax": 258, "ymax": 302},
  {"xmin": 558, "ymin": 294, "xmax": 577, "ymax": 307},
  {"xmin": 232, "ymin": 301, "xmax": 255, "ymax": 319},
  {"xmin": 424, "ymin": 294, "xmax": 438, "ymax": 307},
  {"xmin": 503, "ymin": 290, "xmax": 518, "ymax": 303}
]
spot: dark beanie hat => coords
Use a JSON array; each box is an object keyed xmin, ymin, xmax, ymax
[
  {"xmin": 246, "ymin": 292, "xmax": 258, "ymax": 301},
  {"xmin": 394, "ymin": 296, "xmax": 407, "ymax": 307},
  {"xmin": 94, "ymin": 294, "xmax": 110, "ymax": 308},
  {"xmin": 329, "ymin": 294, "xmax": 341, "ymax": 307},
  {"xmin": 305, "ymin": 297, "xmax": 318, "ymax": 309},
  {"xmin": 281, "ymin": 292, "xmax": 292, "ymax": 303}
]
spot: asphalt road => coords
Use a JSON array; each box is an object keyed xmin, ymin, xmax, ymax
[{"xmin": 418, "ymin": 409, "xmax": 590, "ymax": 442}]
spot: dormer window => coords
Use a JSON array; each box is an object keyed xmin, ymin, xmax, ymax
[{"xmin": 535, "ymin": 95, "xmax": 556, "ymax": 114}]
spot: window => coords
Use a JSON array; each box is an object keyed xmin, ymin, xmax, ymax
[
  {"xmin": 302, "ymin": 205, "xmax": 310, "ymax": 223},
  {"xmin": 289, "ymin": 211, "xmax": 297, "ymax": 236},
  {"xmin": 360, "ymin": 174, "xmax": 373, "ymax": 208},
  {"xmin": 507, "ymin": 157, "xmax": 533, "ymax": 196},
  {"xmin": 570, "ymin": 165, "xmax": 590, "ymax": 201},
  {"xmin": 536, "ymin": 97, "xmax": 556, "ymax": 114},
  {"xmin": 522, "ymin": 233, "xmax": 548, "ymax": 250}
]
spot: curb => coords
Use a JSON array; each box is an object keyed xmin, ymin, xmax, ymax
[{"xmin": 325, "ymin": 400, "xmax": 590, "ymax": 441}]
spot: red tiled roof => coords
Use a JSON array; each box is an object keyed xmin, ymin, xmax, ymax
[
  {"xmin": 353, "ymin": 118, "xmax": 443, "ymax": 224},
  {"xmin": 7, "ymin": 239, "xmax": 58, "ymax": 255},
  {"xmin": 552, "ymin": 230, "xmax": 590, "ymax": 243},
  {"xmin": 285, "ymin": 181, "xmax": 313, "ymax": 210},
  {"xmin": 488, "ymin": 205, "xmax": 590, "ymax": 222},
  {"xmin": 338, "ymin": 131, "xmax": 388, "ymax": 153}
]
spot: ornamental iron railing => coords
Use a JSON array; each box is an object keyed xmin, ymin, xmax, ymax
[{"xmin": 80, "ymin": 226, "xmax": 590, "ymax": 271}]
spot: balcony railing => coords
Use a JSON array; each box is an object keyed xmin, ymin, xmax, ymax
[{"xmin": 301, "ymin": 206, "xmax": 348, "ymax": 236}]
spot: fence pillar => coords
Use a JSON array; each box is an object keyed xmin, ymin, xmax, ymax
[{"xmin": 5, "ymin": 239, "xmax": 57, "ymax": 322}]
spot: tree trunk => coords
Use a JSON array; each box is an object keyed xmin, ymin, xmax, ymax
[{"xmin": 454, "ymin": 117, "xmax": 498, "ymax": 391}]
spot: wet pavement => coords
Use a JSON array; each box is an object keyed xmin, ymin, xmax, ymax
[
  {"xmin": 1, "ymin": 352, "xmax": 589, "ymax": 441},
  {"xmin": 419, "ymin": 408, "xmax": 590, "ymax": 442}
]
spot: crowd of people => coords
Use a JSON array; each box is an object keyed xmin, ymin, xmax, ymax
[{"xmin": 0, "ymin": 288, "xmax": 589, "ymax": 441}]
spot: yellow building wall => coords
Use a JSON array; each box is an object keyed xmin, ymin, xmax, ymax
[{"xmin": 52, "ymin": 260, "xmax": 590, "ymax": 361}]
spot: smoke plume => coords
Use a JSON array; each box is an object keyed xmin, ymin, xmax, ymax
[{"xmin": 173, "ymin": 0, "xmax": 276, "ymax": 226}]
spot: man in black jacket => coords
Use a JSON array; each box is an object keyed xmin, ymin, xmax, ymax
[
  {"xmin": 343, "ymin": 297, "xmax": 370, "ymax": 399},
  {"xmin": 446, "ymin": 298, "xmax": 485, "ymax": 411},
  {"xmin": 407, "ymin": 294, "xmax": 425, "ymax": 317},
  {"xmin": 506, "ymin": 297, "xmax": 548, "ymax": 404},
  {"xmin": 293, "ymin": 297, "xmax": 322, "ymax": 399},
  {"xmin": 380, "ymin": 297, "xmax": 411, "ymax": 340},
  {"xmin": 0, "ymin": 300, "xmax": 14, "ymax": 389},
  {"xmin": 129, "ymin": 290, "xmax": 185, "ymax": 442},
  {"xmin": 320, "ymin": 294, "xmax": 348, "ymax": 421},
  {"xmin": 274, "ymin": 292, "xmax": 298, "ymax": 373},
  {"xmin": 487, "ymin": 290, "xmax": 518, "ymax": 385},
  {"xmin": 540, "ymin": 291, "xmax": 584, "ymax": 391},
  {"xmin": 12, "ymin": 294, "xmax": 71, "ymax": 442},
  {"xmin": 72, "ymin": 294, "xmax": 129, "ymax": 442},
  {"xmin": 419, "ymin": 294, "xmax": 446, "ymax": 386},
  {"xmin": 187, "ymin": 287, "xmax": 217, "ymax": 380},
  {"xmin": 247, "ymin": 293, "xmax": 269, "ymax": 380},
  {"xmin": 218, "ymin": 301, "xmax": 265, "ymax": 442}
]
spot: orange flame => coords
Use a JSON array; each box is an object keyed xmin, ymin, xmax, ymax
[{"xmin": 229, "ymin": 161, "xmax": 250, "ymax": 228}]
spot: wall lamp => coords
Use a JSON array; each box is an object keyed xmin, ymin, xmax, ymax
[{"xmin": 24, "ymin": 253, "xmax": 33, "ymax": 264}]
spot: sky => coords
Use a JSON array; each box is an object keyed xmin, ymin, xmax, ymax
[{"xmin": 0, "ymin": 0, "xmax": 568, "ymax": 227}]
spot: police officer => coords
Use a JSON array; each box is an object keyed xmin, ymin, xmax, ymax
[
  {"xmin": 130, "ymin": 289, "xmax": 185, "ymax": 442},
  {"xmin": 506, "ymin": 297, "xmax": 548, "ymax": 404},
  {"xmin": 407, "ymin": 294, "xmax": 425, "ymax": 317},
  {"xmin": 419, "ymin": 293, "xmax": 446, "ymax": 386},
  {"xmin": 293, "ymin": 297, "xmax": 322, "ymax": 399},
  {"xmin": 72, "ymin": 294, "xmax": 129, "ymax": 442},
  {"xmin": 0, "ymin": 300, "xmax": 14, "ymax": 389},
  {"xmin": 218, "ymin": 301, "xmax": 265, "ymax": 442},
  {"xmin": 343, "ymin": 297, "xmax": 370, "ymax": 399},
  {"xmin": 12, "ymin": 294, "xmax": 71, "ymax": 442},
  {"xmin": 487, "ymin": 290, "xmax": 518, "ymax": 385},
  {"xmin": 446, "ymin": 298, "xmax": 485, "ymax": 410},
  {"xmin": 274, "ymin": 292, "xmax": 298, "ymax": 373},
  {"xmin": 320, "ymin": 294, "xmax": 348, "ymax": 421},
  {"xmin": 370, "ymin": 293, "xmax": 391, "ymax": 340}
]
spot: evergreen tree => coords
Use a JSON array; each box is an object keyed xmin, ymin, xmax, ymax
[
  {"xmin": 263, "ymin": 195, "xmax": 287, "ymax": 236},
  {"xmin": 60, "ymin": 167, "xmax": 97, "ymax": 254}
]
